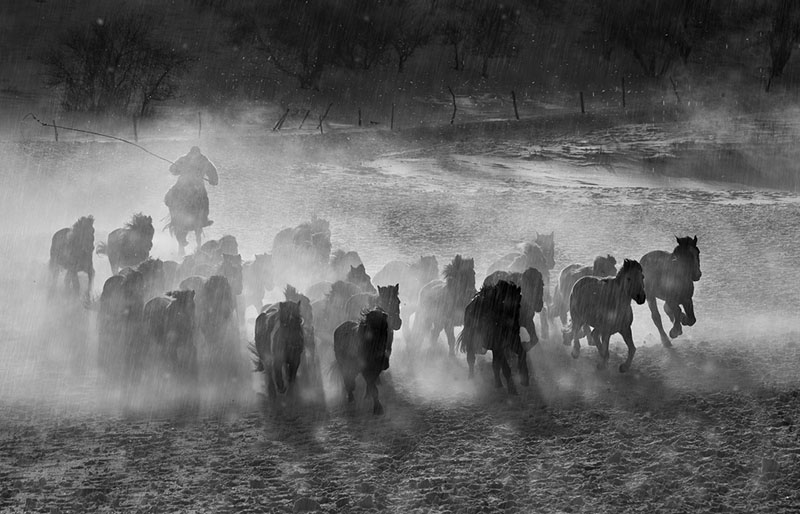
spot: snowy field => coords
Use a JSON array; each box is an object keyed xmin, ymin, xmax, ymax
[{"xmin": 1, "ymin": 116, "xmax": 800, "ymax": 512}]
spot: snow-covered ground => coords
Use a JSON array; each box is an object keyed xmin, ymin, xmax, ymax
[{"xmin": 1, "ymin": 116, "xmax": 799, "ymax": 512}]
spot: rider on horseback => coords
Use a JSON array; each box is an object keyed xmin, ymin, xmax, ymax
[{"xmin": 164, "ymin": 147, "xmax": 218, "ymax": 245}]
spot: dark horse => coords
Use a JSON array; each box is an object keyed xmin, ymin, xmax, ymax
[
  {"xmin": 49, "ymin": 215, "xmax": 95, "ymax": 300},
  {"xmin": 197, "ymin": 275, "xmax": 237, "ymax": 348},
  {"xmin": 486, "ymin": 233, "xmax": 555, "ymax": 338},
  {"xmin": 97, "ymin": 270, "xmax": 144, "ymax": 381},
  {"xmin": 272, "ymin": 216, "xmax": 332, "ymax": 287},
  {"xmin": 96, "ymin": 213, "xmax": 154, "ymax": 274},
  {"xmin": 121, "ymin": 258, "xmax": 165, "ymax": 301},
  {"xmin": 164, "ymin": 147, "xmax": 219, "ymax": 256},
  {"xmin": 458, "ymin": 280, "xmax": 524, "ymax": 395},
  {"xmin": 562, "ymin": 259, "xmax": 646, "ymax": 372},
  {"xmin": 334, "ymin": 308, "xmax": 393, "ymax": 415},
  {"xmin": 252, "ymin": 301, "xmax": 306, "ymax": 398},
  {"xmin": 640, "ymin": 236, "xmax": 702, "ymax": 347},
  {"xmin": 345, "ymin": 284, "xmax": 402, "ymax": 331},
  {"xmin": 550, "ymin": 255, "xmax": 618, "ymax": 326},
  {"xmin": 412, "ymin": 255, "xmax": 476, "ymax": 355},
  {"xmin": 143, "ymin": 290, "xmax": 197, "ymax": 381},
  {"xmin": 484, "ymin": 267, "xmax": 544, "ymax": 349}
]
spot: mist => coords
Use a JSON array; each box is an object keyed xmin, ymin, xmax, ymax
[{"xmin": 3, "ymin": 0, "xmax": 800, "ymax": 512}]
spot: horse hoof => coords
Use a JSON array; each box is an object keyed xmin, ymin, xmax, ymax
[
  {"xmin": 660, "ymin": 337, "xmax": 673, "ymax": 348},
  {"xmin": 619, "ymin": 363, "xmax": 630, "ymax": 373},
  {"xmin": 347, "ymin": 393, "xmax": 355, "ymax": 403},
  {"xmin": 596, "ymin": 361, "xmax": 607, "ymax": 370},
  {"xmin": 571, "ymin": 349, "xmax": 580, "ymax": 359},
  {"xmin": 508, "ymin": 388, "xmax": 519, "ymax": 396},
  {"xmin": 373, "ymin": 404, "xmax": 384, "ymax": 416}
]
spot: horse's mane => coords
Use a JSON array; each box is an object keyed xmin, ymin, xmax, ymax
[
  {"xmin": 443, "ymin": 255, "xmax": 475, "ymax": 282},
  {"xmin": 166, "ymin": 289, "xmax": 194, "ymax": 303},
  {"xmin": 124, "ymin": 213, "xmax": 153, "ymax": 234},
  {"xmin": 137, "ymin": 257, "xmax": 163, "ymax": 274},
  {"xmin": 618, "ymin": 258, "xmax": 642, "ymax": 276},
  {"xmin": 72, "ymin": 215, "xmax": 94, "ymax": 230},
  {"xmin": 359, "ymin": 309, "xmax": 391, "ymax": 361}
]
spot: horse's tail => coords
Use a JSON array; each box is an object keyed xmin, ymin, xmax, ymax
[
  {"xmin": 248, "ymin": 342, "xmax": 264, "ymax": 372},
  {"xmin": 96, "ymin": 241, "xmax": 107, "ymax": 256}
]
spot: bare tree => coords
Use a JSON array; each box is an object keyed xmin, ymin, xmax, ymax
[
  {"xmin": 43, "ymin": 14, "xmax": 190, "ymax": 115},
  {"xmin": 762, "ymin": 0, "xmax": 800, "ymax": 91},
  {"xmin": 434, "ymin": 0, "xmax": 472, "ymax": 71},
  {"xmin": 592, "ymin": 0, "xmax": 722, "ymax": 78},
  {"xmin": 466, "ymin": 1, "xmax": 523, "ymax": 78},
  {"xmin": 388, "ymin": 0, "xmax": 433, "ymax": 73}
]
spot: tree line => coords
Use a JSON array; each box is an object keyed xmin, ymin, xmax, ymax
[{"xmin": 42, "ymin": 0, "xmax": 800, "ymax": 115}]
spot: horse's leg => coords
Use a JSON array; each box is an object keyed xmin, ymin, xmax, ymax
[
  {"xmin": 466, "ymin": 348, "xmax": 476, "ymax": 379},
  {"xmin": 444, "ymin": 323, "xmax": 456, "ymax": 356},
  {"xmin": 517, "ymin": 347, "xmax": 530, "ymax": 387},
  {"xmin": 665, "ymin": 301, "xmax": 683, "ymax": 339},
  {"xmin": 525, "ymin": 319, "xmax": 539, "ymax": 348},
  {"xmin": 500, "ymin": 352, "xmax": 517, "ymax": 395},
  {"xmin": 681, "ymin": 298, "xmax": 697, "ymax": 327},
  {"xmin": 588, "ymin": 327, "xmax": 600, "ymax": 347},
  {"xmin": 619, "ymin": 326, "xmax": 636, "ymax": 373},
  {"xmin": 195, "ymin": 229, "xmax": 203, "ymax": 252},
  {"xmin": 570, "ymin": 320, "xmax": 582, "ymax": 359},
  {"xmin": 647, "ymin": 296, "xmax": 672, "ymax": 347},
  {"xmin": 596, "ymin": 332, "xmax": 611, "ymax": 370},
  {"xmin": 87, "ymin": 266, "xmax": 95, "ymax": 302},
  {"xmin": 491, "ymin": 352, "xmax": 504, "ymax": 388},
  {"xmin": 342, "ymin": 367, "xmax": 357, "ymax": 403},
  {"xmin": 538, "ymin": 308, "xmax": 549, "ymax": 341},
  {"xmin": 366, "ymin": 372, "xmax": 383, "ymax": 415}
]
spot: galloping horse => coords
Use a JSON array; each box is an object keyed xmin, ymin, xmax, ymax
[
  {"xmin": 344, "ymin": 284, "xmax": 402, "ymax": 331},
  {"xmin": 196, "ymin": 275, "xmax": 237, "ymax": 348},
  {"xmin": 484, "ymin": 267, "xmax": 544, "ymax": 348},
  {"xmin": 487, "ymin": 232, "xmax": 555, "ymax": 337},
  {"xmin": 550, "ymin": 255, "xmax": 617, "ymax": 326},
  {"xmin": 562, "ymin": 259, "xmax": 646, "ymax": 372},
  {"xmin": 96, "ymin": 213, "xmax": 154, "ymax": 274},
  {"xmin": 640, "ymin": 236, "xmax": 702, "ymax": 347},
  {"xmin": 334, "ymin": 308, "xmax": 393, "ymax": 415},
  {"xmin": 164, "ymin": 147, "xmax": 219, "ymax": 256},
  {"xmin": 310, "ymin": 280, "xmax": 364, "ymax": 341},
  {"xmin": 374, "ymin": 256, "xmax": 438, "ymax": 340},
  {"xmin": 49, "ymin": 215, "xmax": 95, "ymax": 300},
  {"xmin": 143, "ymin": 290, "xmax": 197, "ymax": 381},
  {"xmin": 97, "ymin": 270, "xmax": 144, "ymax": 380},
  {"xmin": 272, "ymin": 217, "xmax": 332, "ymax": 287},
  {"xmin": 412, "ymin": 255, "xmax": 476, "ymax": 355},
  {"xmin": 121, "ymin": 258, "xmax": 165, "ymax": 301},
  {"xmin": 252, "ymin": 301, "xmax": 306, "ymax": 398},
  {"xmin": 458, "ymin": 280, "xmax": 524, "ymax": 394}
]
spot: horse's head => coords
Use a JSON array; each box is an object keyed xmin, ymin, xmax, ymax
[
  {"xmin": 361, "ymin": 309, "xmax": 392, "ymax": 371},
  {"xmin": 219, "ymin": 235, "xmax": 238, "ymax": 255},
  {"xmin": 674, "ymin": 236, "xmax": 701, "ymax": 282},
  {"xmin": 72, "ymin": 215, "xmax": 95, "ymax": 252},
  {"xmin": 377, "ymin": 284, "xmax": 402, "ymax": 330},
  {"xmin": 347, "ymin": 264, "xmax": 376, "ymax": 294},
  {"xmin": 593, "ymin": 254, "xmax": 617, "ymax": 277},
  {"xmin": 126, "ymin": 212, "xmax": 154, "ymax": 239},
  {"xmin": 414, "ymin": 255, "xmax": 440, "ymax": 284},
  {"xmin": 331, "ymin": 249, "xmax": 362, "ymax": 277},
  {"xmin": 535, "ymin": 231, "xmax": 556, "ymax": 270},
  {"xmin": 284, "ymin": 285, "xmax": 313, "ymax": 327},
  {"xmin": 493, "ymin": 281, "xmax": 522, "ymax": 326},
  {"xmin": 520, "ymin": 267, "xmax": 544, "ymax": 312},
  {"xmin": 166, "ymin": 289, "xmax": 196, "ymax": 321},
  {"xmin": 444, "ymin": 255, "xmax": 476, "ymax": 305},
  {"xmin": 619, "ymin": 259, "xmax": 646, "ymax": 305}
]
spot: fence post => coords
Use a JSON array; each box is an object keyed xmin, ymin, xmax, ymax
[
  {"xmin": 621, "ymin": 77, "xmax": 626, "ymax": 109},
  {"xmin": 198, "ymin": 111, "xmax": 202, "ymax": 138},
  {"xmin": 580, "ymin": 91, "xmax": 585, "ymax": 114},
  {"xmin": 132, "ymin": 116, "xmax": 138, "ymax": 143},
  {"xmin": 390, "ymin": 104, "xmax": 395, "ymax": 131},
  {"xmin": 448, "ymin": 86, "xmax": 457, "ymax": 125},
  {"xmin": 511, "ymin": 90, "xmax": 520, "ymax": 120},
  {"xmin": 53, "ymin": 120, "xmax": 58, "ymax": 142}
]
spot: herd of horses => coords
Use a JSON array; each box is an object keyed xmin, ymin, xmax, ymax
[{"xmin": 48, "ymin": 214, "xmax": 702, "ymax": 414}]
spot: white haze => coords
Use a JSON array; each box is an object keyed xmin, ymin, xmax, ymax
[{"xmin": 1, "ymin": 106, "xmax": 800, "ymax": 423}]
